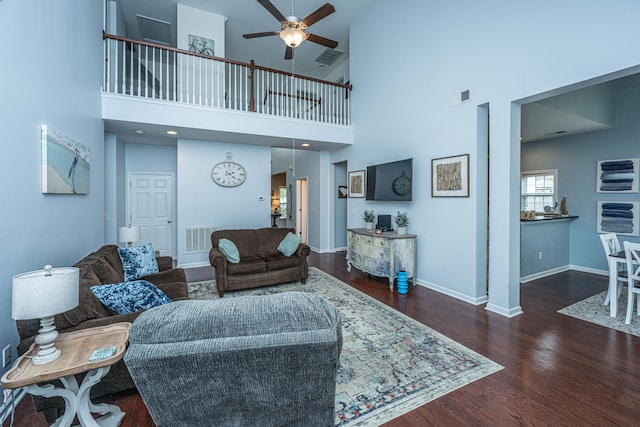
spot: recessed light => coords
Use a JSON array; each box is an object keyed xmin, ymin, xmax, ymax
[
  {"xmin": 166, "ymin": 130, "xmax": 178, "ymax": 135},
  {"xmin": 134, "ymin": 129, "xmax": 144, "ymax": 135},
  {"xmin": 301, "ymin": 143, "xmax": 310, "ymax": 147}
]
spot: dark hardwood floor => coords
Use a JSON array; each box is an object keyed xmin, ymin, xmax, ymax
[{"xmin": 5, "ymin": 251, "xmax": 640, "ymax": 427}]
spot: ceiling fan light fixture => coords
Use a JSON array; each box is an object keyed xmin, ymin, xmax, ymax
[{"xmin": 279, "ymin": 24, "xmax": 307, "ymax": 47}]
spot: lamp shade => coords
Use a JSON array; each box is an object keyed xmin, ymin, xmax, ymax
[
  {"xmin": 279, "ymin": 26, "xmax": 307, "ymax": 47},
  {"xmin": 12, "ymin": 265, "xmax": 79, "ymax": 320},
  {"xmin": 119, "ymin": 225, "xmax": 141, "ymax": 244}
]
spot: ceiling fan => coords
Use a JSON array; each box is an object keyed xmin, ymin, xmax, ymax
[{"xmin": 243, "ymin": 0, "xmax": 339, "ymax": 60}]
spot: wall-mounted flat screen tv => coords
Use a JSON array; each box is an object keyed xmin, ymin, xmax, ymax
[{"xmin": 366, "ymin": 158, "xmax": 413, "ymax": 201}]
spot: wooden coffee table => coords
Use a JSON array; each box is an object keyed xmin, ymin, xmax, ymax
[{"xmin": 1, "ymin": 322, "xmax": 130, "ymax": 427}]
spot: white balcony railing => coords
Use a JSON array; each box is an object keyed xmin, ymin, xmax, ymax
[{"xmin": 102, "ymin": 33, "xmax": 352, "ymax": 125}]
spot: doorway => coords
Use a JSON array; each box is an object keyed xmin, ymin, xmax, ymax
[
  {"xmin": 296, "ymin": 177, "xmax": 308, "ymax": 243},
  {"xmin": 129, "ymin": 173, "xmax": 175, "ymax": 258}
]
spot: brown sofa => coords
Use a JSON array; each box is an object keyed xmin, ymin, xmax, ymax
[
  {"xmin": 209, "ymin": 228, "xmax": 310, "ymax": 296},
  {"xmin": 16, "ymin": 244, "xmax": 188, "ymax": 421}
]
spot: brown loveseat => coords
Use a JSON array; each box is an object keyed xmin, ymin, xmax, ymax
[
  {"xmin": 16, "ymin": 244, "xmax": 188, "ymax": 421},
  {"xmin": 209, "ymin": 228, "xmax": 310, "ymax": 296}
]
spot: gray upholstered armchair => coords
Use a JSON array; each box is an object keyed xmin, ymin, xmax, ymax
[{"xmin": 124, "ymin": 292, "xmax": 342, "ymax": 426}]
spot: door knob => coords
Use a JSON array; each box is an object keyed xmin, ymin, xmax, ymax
[{"xmin": 167, "ymin": 220, "xmax": 172, "ymax": 224}]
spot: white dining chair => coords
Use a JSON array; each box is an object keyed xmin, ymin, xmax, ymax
[
  {"xmin": 624, "ymin": 241, "xmax": 640, "ymax": 324},
  {"xmin": 599, "ymin": 233, "xmax": 626, "ymax": 306}
]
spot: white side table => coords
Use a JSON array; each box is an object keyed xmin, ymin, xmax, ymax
[{"xmin": 1, "ymin": 322, "xmax": 130, "ymax": 427}]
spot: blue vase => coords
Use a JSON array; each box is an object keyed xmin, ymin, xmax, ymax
[{"xmin": 397, "ymin": 270, "xmax": 408, "ymax": 294}]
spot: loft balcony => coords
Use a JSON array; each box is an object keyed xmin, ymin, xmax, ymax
[{"xmin": 101, "ymin": 33, "xmax": 353, "ymax": 148}]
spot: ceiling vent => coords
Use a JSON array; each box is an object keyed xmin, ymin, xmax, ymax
[
  {"xmin": 136, "ymin": 14, "xmax": 172, "ymax": 46},
  {"xmin": 314, "ymin": 48, "xmax": 345, "ymax": 66}
]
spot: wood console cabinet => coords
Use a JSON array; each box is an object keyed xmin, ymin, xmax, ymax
[{"xmin": 346, "ymin": 228, "xmax": 416, "ymax": 290}]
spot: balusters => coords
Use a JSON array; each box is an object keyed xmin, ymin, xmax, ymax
[{"xmin": 102, "ymin": 34, "xmax": 351, "ymax": 124}]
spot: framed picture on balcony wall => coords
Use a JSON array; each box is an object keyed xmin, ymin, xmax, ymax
[
  {"xmin": 431, "ymin": 154, "xmax": 469, "ymax": 197},
  {"xmin": 348, "ymin": 170, "xmax": 365, "ymax": 198},
  {"xmin": 596, "ymin": 158, "xmax": 639, "ymax": 193},
  {"xmin": 188, "ymin": 34, "xmax": 215, "ymax": 56},
  {"xmin": 41, "ymin": 124, "xmax": 90, "ymax": 194}
]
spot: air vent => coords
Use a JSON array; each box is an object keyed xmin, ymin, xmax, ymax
[
  {"xmin": 451, "ymin": 89, "xmax": 471, "ymax": 106},
  {"xmin": 314, "ymin": 48, "xmax": 345, "ymax": 66},
  {"xmin": 185, "ymin": 225, "xmax": 217, "ymax": 254},
  {"xmin": 137, "ymin": 14, "xmax": 172, "ymax": 46}
]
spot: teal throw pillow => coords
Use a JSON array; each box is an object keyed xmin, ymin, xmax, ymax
[
  {"xmin": 218, "ymin": 238, "xmax": 240, "ymax": 263},
  {"xmin": 278, "ymin": 232, "xmax": 303, "ymax": 257},
  {"xmin": 90, "ymin": 280, "xmax": 171, "ymax": 314},
  {"xmin": 118, "ymin": 243, "xmax": 159, "ymax": 281}
]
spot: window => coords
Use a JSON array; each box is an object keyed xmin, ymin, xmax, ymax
[
  {"xmin": 279, "ymin": 186, "xmax": 287, "ymax": 219},
  {"xmin": 521, "ymin": 170, "xmax": 557, "ymax": 212}
]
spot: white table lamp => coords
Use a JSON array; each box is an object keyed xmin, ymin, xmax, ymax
[
  {"xmin": 12, "ymin": 265, "xmax": 79, "ymax": 365},
  {"xmin": 118, "ymin": 225, "xmax": 141, "ymax": 247}
]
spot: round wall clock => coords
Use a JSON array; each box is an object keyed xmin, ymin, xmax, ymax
[
  {"xmin": 392, "ymin": 173, "xmax": 412, "ymax": 196},
  {"xmin": 211, "ymin": 152, "xmax": 247, "ymax": 187}
]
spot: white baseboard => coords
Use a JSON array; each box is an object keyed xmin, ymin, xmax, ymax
[
  {"xmin": 569, "ymin": 264, "xmax": 608, "ymax": 276},
  {"xmin": 414, "ymin": 279, "xmax": 488, "ymax": 306},
  {"xmin": 1, "ymin": 388, "xmax": 25, "ymax": 425},
  {"xmin": 520, "ymin": 264, "xmax": 609, "ymax": 283},
  {"xmin": 520, "ymin": 265, "xmax": 571, "ymax": 283},
  {"xmin": 176, "ymin": 261, "xmax": 212, "ymax": 269},
  {"xmin": 309, "ymin": 246, "xmax": 347, "ymax": 254},
  {"xmin": 486, "ymin": 303, "xmax": 524, "ymax": 318}
]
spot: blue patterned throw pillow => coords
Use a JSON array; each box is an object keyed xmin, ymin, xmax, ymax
[
  {"xmin": 90, "ymin": 280, "xmax": 171, "ymax": 314},
  {"xmin": 277, "ymin": 232, "xmax": 302, "ymax": 257},
  {"xmin": 118, "ymin": 243, "xmax": 159, "ymax": 281}
]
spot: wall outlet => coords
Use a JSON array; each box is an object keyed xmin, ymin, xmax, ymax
[
  {"xmin": 538, "ymin": 251, "xmax": 543, "ymax": 260},
  {"xmin": 2, "ymin": 345, "xmax": 10, "ymax": 368}
]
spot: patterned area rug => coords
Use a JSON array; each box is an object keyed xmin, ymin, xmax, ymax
[
  {"xmin": 559, "ymin": 288, "xmax": 640, "ymax": 336},
  {"xmin": 189, "ymin": 268, "xmax": 503, "ymax": 426}
]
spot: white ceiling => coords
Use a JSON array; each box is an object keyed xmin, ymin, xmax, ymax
[{"xmin": 115, "ymin": 0, "xmax": 374, "ymax": 79}]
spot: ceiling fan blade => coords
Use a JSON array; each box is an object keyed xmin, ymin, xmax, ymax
[
  {"xmin": 285, "ymin": 46, "xmax": 294, "ymax": 60},
  {"xmin": 243, "ymin": 31, "xmax": 279, "ymax": 39},
  {"xmin": 257, "ymin": 0, "xmax": 287, "ymax": 22},
  {"xmin": 307, "ymin": 33, "xmax": 339, "ymax": 49},
  {"xmin": 302, "ymin": 3, "xmax": 335, "ymax": 27}
]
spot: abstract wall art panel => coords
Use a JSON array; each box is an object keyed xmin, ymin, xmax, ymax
[
  {"xmin": 597, "ymin": 201, "xmax": 639, "ymax": 236},
  {"xmin": 41, "ymin": 124, "xmax": 90, "ymax": 194},
  {"xmin": 431, "ymin": 154, "xmax": 470, "ymax": 197},
  {"xmin": 596, "ymin": 158, "xmax": 638, "ymax": 193}
]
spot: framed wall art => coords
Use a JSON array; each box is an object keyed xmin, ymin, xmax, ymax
[
  {"xmin": 188, "ymin": 34, "xmax": 215, "ymax": 56},
  {"xmin": 338, "ymin": 185, "xmax": 348, "ymax": 198},
  {"xmin": 596, "ymin": 158, "xmax": 638, "ymax": 193},
  {"xmin": 597, "ymin": 201, "xmax": 639, "ymax": 236},
  {"xmin": 432, "ymin": 154, "xmax": 469, "ymax": 197},
  {"xmin": 41, "ymin": 124, "xmax": 90, "ymax": 194},
  {"xmin": 348, "ymin": 170, "xmax": 365, "ymax": 198}
]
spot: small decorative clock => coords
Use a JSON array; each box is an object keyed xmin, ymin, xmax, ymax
[
  {"xmin": 392, "ymin": 172, "xmax": 412, "ymax": 196},
  {"xmin": 211, "ymin": 152, "xmax": 247, "ymax": 187}
]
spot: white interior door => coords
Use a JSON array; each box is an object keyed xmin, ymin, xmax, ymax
[
  {"xmin": 129, "ymin": 173, "xmax": 175, "ymax": 258},
  {"xmin": 296, "ymin": 178, "xmax": 308, "ymax": 243}
]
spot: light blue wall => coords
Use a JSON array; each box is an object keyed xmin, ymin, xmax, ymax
[
  {"xmin": 520, "ymin": 221, "xmax": 571, "ymax": 277},
  {"xmin": 0, "ymin": 1, "xmax": 103, "ymax": 375},
  {"xmin": 126, "ymin": 143, "xmax": 177, "ymax": 174},
  {"xmin": 344, "ymin": 0, "xmax": 640, "ymax": 314},
  {"xmin": 521, "ymin": 85, "xmax": 640, "ymax": 273},
  {"xmin": 104, "ymin": 133, "xmax": 126, "ymax": 245},
  {"xmin": 176, "ymin": 140, "xmax": 271, "ymax": 267}
]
